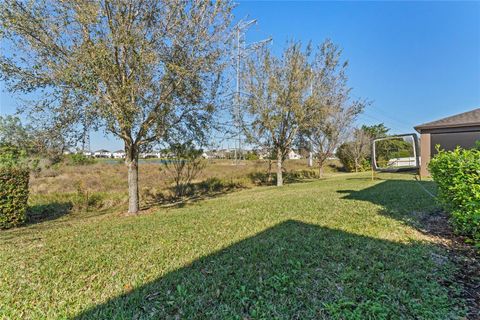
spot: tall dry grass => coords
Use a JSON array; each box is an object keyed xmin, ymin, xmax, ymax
[{"xmin": 28, "ymin": 159, "xmax": 342, "ymax": 218}]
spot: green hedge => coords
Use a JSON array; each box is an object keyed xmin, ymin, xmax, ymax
[
  {"xmin": 429, "ymin": 146, "xmax": 480, "ymax": 247},
  {"xmin": 0, "ymin": 167, "xmax": 29, "ymax": 229}
]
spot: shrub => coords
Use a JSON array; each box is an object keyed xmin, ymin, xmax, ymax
[
  {"xmin": 0, "ymin": 143, "xmax": 27, "ymax": 167},
  {"xmin": 336, "ymin": 142, "xmax": 370, "ymax": 172},
  {"xmin": 66, "ymin": 153, "xmax": 96, "ymax": 166},
  {"xmin": 162, "ymin": 142, "xmax": 207, "ymax": 198},
  {"xmin": 285, "ymin": 169, "xmax": 318, "ymax": 181},
  {"xmin": 429, "ymin": 146, "xmax": 480, "ymax": 246},
  {"xmin": 197, "ymin": 177, "xmax": 248, "ymax": 193},
  {"xmin": 73, "ymin": 181, "xmax": 104, "ymax": 211},
  {"xmin": 0, "ymin": 166, "xmax": 30, "ymax": 228},
  {"xmin": 245, "ymin": 152, "xmax": 259, "ymax": 160},
  {"xmin": 247, "ymin": 169, "xmax": 318, "ymax": 185}
]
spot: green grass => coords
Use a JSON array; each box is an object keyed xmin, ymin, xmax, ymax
[{"xmin": 0, "ymin": 172, "xmax": 467, "ymax": 319}]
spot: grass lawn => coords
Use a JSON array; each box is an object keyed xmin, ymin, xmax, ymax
[{"xmin": 0, "ymin": 172, "xmax": 469, "ymax": 319}]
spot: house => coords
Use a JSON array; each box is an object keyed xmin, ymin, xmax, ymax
[
  {"xmin": 93, "ymin": 149, "xmax": 112, "ymax": 158},
  {"xmin": 80, "ymin": 150, "xmax": 92, "ymax": 157},
  {"xmin": 288, "ymin": 149, "xmax": 302, "ymax": 160},
  {"xmin": 256, "ymin": 148, "xmax": 271, "ymax": 160},
  {"xmin": 414, "ymin": 108, "xmax": 480, "ymax": 176},
  {"xmin": 140, "ymin": 151, "xmax": 162, "ymax": 159},
  {"xmin": 112, "ymin": 150, "xmax": 126, "ymax": 159},
  {"xmin": 202, "ymin": 151, "xmax": 213, "ymax": 159}
]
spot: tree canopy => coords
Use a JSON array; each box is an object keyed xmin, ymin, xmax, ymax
[
  {"xmin": 242, "ymin": 42, "xmax": 312, "ymax": 186},
  {"xmin": 0, "ymin": 0, "xmax": 233, "ymax": 213}
]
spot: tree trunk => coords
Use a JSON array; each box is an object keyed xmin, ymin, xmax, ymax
[
  {"xmin": 319, "ymin": 162, "xmax": 324, "ymax": 179},
  {"xmin": 267, "ymin": 159, "xmax": 272, "ymax": 183},
  {"xmin": 126, "ymin": 146, "xmax": 139, "ymax": 214},
  {"xmin": 308, "ymin": 151, "xmax": 313, "ymax": 167},
  {"xmin": 276, "ymin": 149, "xmax": 283, "ymax": 187}
]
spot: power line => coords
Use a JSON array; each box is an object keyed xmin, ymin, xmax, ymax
[{"xmin": 231, "ymin": 19, "xmax": 272, "ymax": 165}]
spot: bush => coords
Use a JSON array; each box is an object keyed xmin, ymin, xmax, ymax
[
  {"xmin": 245, "ymin": 152, "xmax": 259, "ymax": 160},
  {"xmin": 0, "ymin": 166, "xmax": 29, "ymax": 228},
  {"xmin": 0, "ymin": 143, "xmax": 27, "ymax": 167},
  {"xmin": 336, "ymin": 143, "xmax": 370, "ymax": 172},
  {"xmin": 284, "ymin": 169, "xmax": 318, "ymax": 182},
  {"xmin": 72, "ymin": 181, "xmax": 104, "ymax": 211},
  {"xmin": 163, "ymin": 142, "xmax": 206, "ymax": 198},
  {"xmin": 197, "ymin": 177, "xmax": 248, "ymax": 193},
  {"xmin": 66, "ymin": 153, "xmax": 96, "ymax": 166},
  {"xmin": 248, "ymin": 169, "xmax": 318, "ymax": 185},
  {"xmin": 429, "ymin": 146, "xmax": 480, "ymax": 246}
]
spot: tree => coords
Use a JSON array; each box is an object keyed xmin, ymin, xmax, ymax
[
  {"xmin": 0, "ymin": 0, "xmax": 233, "ymax": 214},
  {"xmin": 0, "ymin": 115, "xmax": 69, "ymax": 163},
  {"xmin": 336, "ymin": 128, "xmax": 370, "ymax": 172},
  {"xmin": 350, "ymin": 128, "xmax": 371, "ymax": 172},
  {"xmin": 242, "ymin": 42, "xmax": 312, "ymax": 186},
  {"xmin": 301, "ymin": 40, "xmax": 366, "ymax": 178},
  {"xmin": 0, "ymin": 116, "xmax": 32, "ymax": 152},
  {"xmin": 361, "ymin": 123, "xmax": 389, "ymax": 139}
]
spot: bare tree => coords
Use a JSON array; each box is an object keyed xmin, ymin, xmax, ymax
[
  {"xmin": 242, "ymin": 42, "xmax": 312, "ymax": 186},
  {"xmin": 349, "ymin": 128, "xmax": 371, "ymax": 172},
  {"xmin": 302, "ymin": 40, "xmax": 366, "ymax": 178},
  {"xmin": 304, "ymin": 109, "xmax": 359, "ymax": 178},
  {"xmin": 0, "ymin": 0, "xmax": 233, "ymax": 213}
]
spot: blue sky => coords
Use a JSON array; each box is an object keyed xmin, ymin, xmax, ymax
[{"xmin": 1, "ymin": 0, "xmax": 479, "ymax": 150}]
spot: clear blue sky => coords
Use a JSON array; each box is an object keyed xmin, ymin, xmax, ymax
[{"xmin": 1, "ymin": 0, "xmax": 479, "ymax": 150}]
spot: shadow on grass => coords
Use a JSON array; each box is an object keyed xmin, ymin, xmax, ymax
[
  {"xmin": 338, "ymin": 178, "xmax": 480, "ymax": 317},
  {"xmin": 337, "ymin": 178, "xmax": 439, "ymax": 232},
  {"xmin": 75, "ymin": 220, "xmax": 459, "ymax": 319},
  {"xmin": 142, "ymin": 178, "xmax": 248, "ymax": 210},
  {"xmin": 247, "ymin": 169, "xmax": 318, "ymax": 186},
  {"xmin": 26, "ymin": 201, "xmax": 73, "ymax": 225}
]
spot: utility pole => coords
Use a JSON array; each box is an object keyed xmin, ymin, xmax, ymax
[
  {"xmin": 81, "ymin": 115, "xmax": 91, "ymax": 154},
  {"xmin": 82, "ymin": 131, "xmax": 91, "ymax": 153},
  {"xmin": 308, "ymin": 68, "xmax": 314, "ymax": 167},
  {"xmin": 231, "ymin": 19, "xmax": 271, "ymax": 165}
]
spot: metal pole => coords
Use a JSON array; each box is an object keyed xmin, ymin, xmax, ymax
[
  {"xmin": 230, "ymin": 19, "xmax": 270, "ymax": 165},
  {"xmin": 308, "ymin": 68, "xmax": 314, "ymax": 167},
  {"xmin": 236, "ymin": 27, "xmax": 240, "ymax": 165}
]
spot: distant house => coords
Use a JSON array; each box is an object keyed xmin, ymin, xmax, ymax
[
  {"xmin": 414, "ymin": 108, "xmax": 480, "ymax": 176},
  {"xmin": 288, "ymin": 149, "xmax": 302, "ymax": 160},
  {"xmin": 112, "ymin": 150, "xmax": 126, "ymax": 159},
  {"xmin": 141, "ymin": 151, "xmax": 162, "ymax": 159},
  {"xmin": 94, "ymin": 149, "xmax": 112, "ymax": 158},
  {"xmin": 201, "ymin": 149, "xmax": 231, "ymax": 159},
  {"xmin": 256, "ymin": 148, "xmax": 271, "ymax": 160},
  {"xmin": 80, "ymin": 150, "xmax": 92, "ymax": 157}
]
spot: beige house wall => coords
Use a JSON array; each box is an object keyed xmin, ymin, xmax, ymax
[{"xmin": 420, "ymin": 133, "xmax": 431, "ymax": 177}]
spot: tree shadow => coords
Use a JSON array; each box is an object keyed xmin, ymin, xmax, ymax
[
  {"xmin": 26, "ymin": 201, "xmax": 73, "ymax": 225},
  {"xmin": 247, "ymin": 170, "xmax": 318, "ymax": 186},
  {"xmin": 75, "ymin": 220, "xmax": 460, "ymax": 319},
  {"xmin": 338, "ymin": 179, "xmax": 480, "ymax": 317},
  {"xmin": 142, "ymin": 178, "xmax": 248, "ymax": 210},
  {"xmin": 337, "ymin": 178, "xmax": 439, "ymax": 232}
]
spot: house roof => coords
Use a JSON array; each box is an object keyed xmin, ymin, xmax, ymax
[
  {"xmin": 113, "ymin": 150, "xmax": 125, "ymax": 153},
  {"xmin": 414, "ymin": 108, "xmax": 480, "ymax": 132},
  {"xmin": 94, "ymin": 149, "xmax": 110, "ymax": 153}
]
